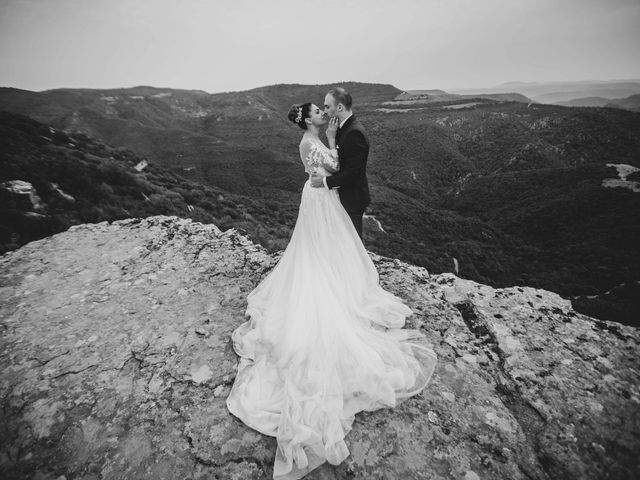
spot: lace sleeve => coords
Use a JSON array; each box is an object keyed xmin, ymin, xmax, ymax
[{"xmin": 300, "ymin": 139, "xmax": 339, "ymax": 174}]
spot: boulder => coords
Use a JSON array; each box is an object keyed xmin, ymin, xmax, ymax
[{"xmin": 0, "ymin": 179, "xmax": 45, "ymax": 211}]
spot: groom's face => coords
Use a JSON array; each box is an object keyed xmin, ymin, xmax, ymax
[{"xmin": 323, "ymin": 94, "xmax": 338, "ymax": 119}]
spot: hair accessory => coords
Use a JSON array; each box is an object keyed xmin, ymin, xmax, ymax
[{"xmin": 295, "ymin": 106, "xmax": 303, "ymax": 124}]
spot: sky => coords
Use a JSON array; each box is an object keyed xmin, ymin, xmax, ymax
[{"xmin": 0, "ymin": 0, "xmax": 639, "ymax": 93}]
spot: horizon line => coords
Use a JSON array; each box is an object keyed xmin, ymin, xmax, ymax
[{"xmin": 2, "ymin": 77, "xmax": 640, "ymax": 96}]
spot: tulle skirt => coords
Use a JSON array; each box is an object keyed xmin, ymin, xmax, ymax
[{"xmin": 226, "ymin": 180, "xmax": 437, "ymax": 479}]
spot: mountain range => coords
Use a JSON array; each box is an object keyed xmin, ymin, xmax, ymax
[
  {"xmin": 452, "ymin": 79, "xmax": 640, "ymax": 106},
  {"xmin": 1, "ymin": 82, "xmax": 639, "ymax": 326}
]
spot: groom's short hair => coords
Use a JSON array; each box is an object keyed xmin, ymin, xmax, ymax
[{"xmin": 328, "ymin": 87, "xmax": 353, "ymax": 110}]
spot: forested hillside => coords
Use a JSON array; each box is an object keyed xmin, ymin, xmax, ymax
[{"xmin": 2, "ymin": 83, "xmax": 639, "ymax": 325}]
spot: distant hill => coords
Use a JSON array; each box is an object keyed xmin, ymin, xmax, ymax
[
  {"xmin": 453, "ymin": 80, "xmax": 640, "ymax": 104},
  {"xmin": 497, "ymin": 81, "xmax": 540, "ymax": 87},
  {"xmin": 388, "ymin": 90, "xmax": 532, "ymax": 105},
  {"xmin": 606, "ymin": 94, "xmax": 640, "ymax": 112},
  {"xmin": 245, "ymin": 82, "xmax": 402, "ymax": 109},
  {"xmin": 554, "ymin": 97, "xmax": 612, "ymax": 108},
  {"xmin": 1, "ymin": 83, "xmax": 640, "ymax": 326},
  {"xmin": 534, "ymin": 88, "xmax": 640, "ymax": 104},
  {"xmin": 554, "ymin": 94, "xmax": 640, "ymax": 112}
]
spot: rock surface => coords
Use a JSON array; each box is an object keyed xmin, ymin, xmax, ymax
[{"xmin": 1, "ymin": 216, "xmax": 638, "ymax": 480}]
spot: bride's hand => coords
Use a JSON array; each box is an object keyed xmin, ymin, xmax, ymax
[{"xmin": 326, "ymin": 117, "xmax": 338, "ymax": 142}]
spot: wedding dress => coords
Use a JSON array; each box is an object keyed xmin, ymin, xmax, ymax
[{"xmin": 226, "ymin": 134, "xmax": 437, "ymax": 479}]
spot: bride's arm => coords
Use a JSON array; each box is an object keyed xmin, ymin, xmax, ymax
[
  {"xmin": 315, "ymin": 143, "xmax": 339, "ymax": 173},
  {"xmin": 301, "ymin": 139, "xmax": 339, "ymax": 173}
]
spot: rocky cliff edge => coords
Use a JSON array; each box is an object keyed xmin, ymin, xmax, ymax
[{"xmin": 1, "ymin": 216, "xmax": 638, "ymax": 480}]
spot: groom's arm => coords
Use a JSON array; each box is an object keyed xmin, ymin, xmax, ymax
[{"xmin": 325, "ymin": 130, "xmax": 368, "ymax": 190}]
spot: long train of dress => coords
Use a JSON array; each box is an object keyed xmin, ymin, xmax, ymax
[{"xmin": 226, "ymin": 139, "xmax": 437, "ymax": 479}]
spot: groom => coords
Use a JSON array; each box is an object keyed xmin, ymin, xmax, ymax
[{"xmin": 310, "ymin": 87, "xmax": 371, "ymax": 241}]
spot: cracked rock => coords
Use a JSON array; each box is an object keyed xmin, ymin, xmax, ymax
[{"xmin": 1, "ymin": 215, "xmax": 638, "ymax": 480}]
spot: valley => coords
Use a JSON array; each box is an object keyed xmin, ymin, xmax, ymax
[{"xmin": 1, "ymin": 82, "xmax": 639, "ymax": 326}]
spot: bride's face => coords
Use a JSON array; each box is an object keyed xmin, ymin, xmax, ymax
[{"xmin": 306, "ymin": 104, "xmax": 327, "ymax": 127}]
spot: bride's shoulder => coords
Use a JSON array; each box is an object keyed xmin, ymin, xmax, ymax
[{"xmin": 299, "ymin": 135, "xmax": 321, "ymax": 149}]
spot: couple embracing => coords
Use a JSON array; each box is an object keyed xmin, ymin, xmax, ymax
[{"xmin": 226, "ymin": 87, "xmax": 437, "ymax": 479}]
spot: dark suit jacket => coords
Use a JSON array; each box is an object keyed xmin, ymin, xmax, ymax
[{"xmin": 325, "ymin": 115, "xmax": 371, "ymax": 213}]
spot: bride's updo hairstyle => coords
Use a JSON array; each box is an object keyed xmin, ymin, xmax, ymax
[{"xmin": 288, "ymin": 103, "xmax": 312, "ymax": 130}]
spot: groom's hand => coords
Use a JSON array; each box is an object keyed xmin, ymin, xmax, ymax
[{"xmin": 310, "ymin": 174, "xmax": 324, "ymax": 188}]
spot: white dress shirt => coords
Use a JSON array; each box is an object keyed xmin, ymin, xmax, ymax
[{"xmin": 322, "ymin": 113, "xmax": 353, "ymax": 189}]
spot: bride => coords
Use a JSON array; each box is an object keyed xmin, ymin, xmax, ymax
[{"xmin": 226, "ymin": 102, "xmax": 437, "ymax": 479}]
